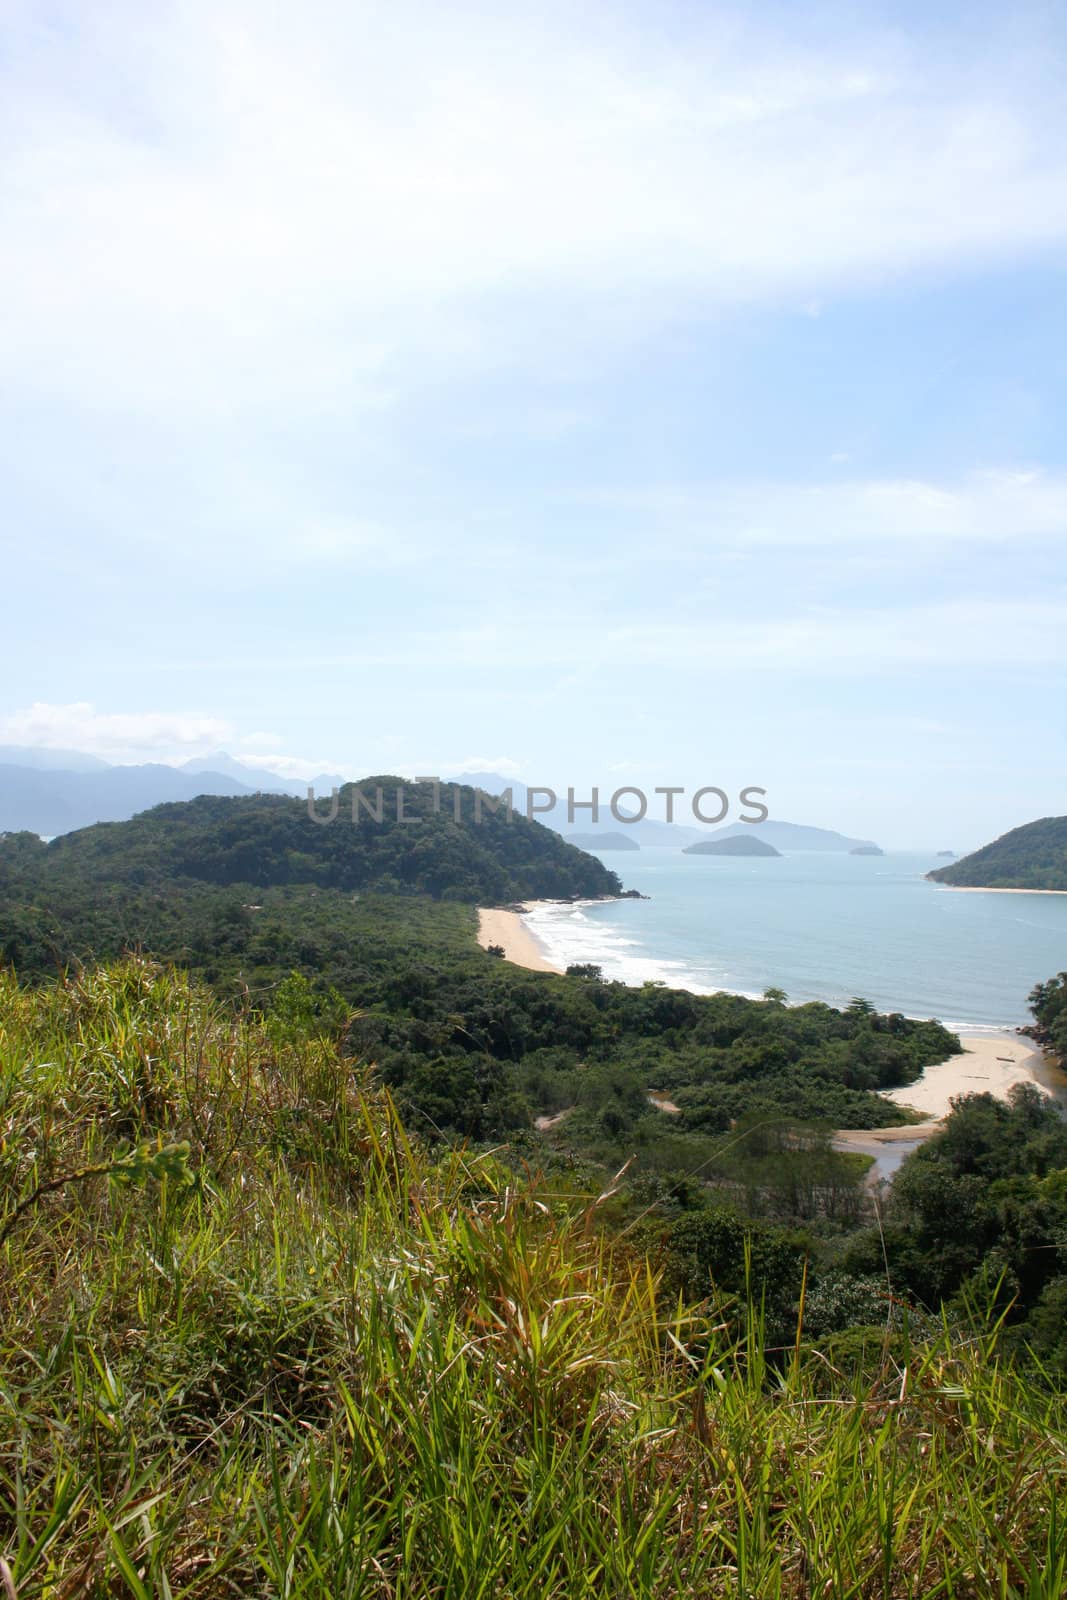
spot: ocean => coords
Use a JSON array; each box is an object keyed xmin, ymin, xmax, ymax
[{"xmin": 524, "ymin": 850, "xmax": 1067, "ymax": 1030}]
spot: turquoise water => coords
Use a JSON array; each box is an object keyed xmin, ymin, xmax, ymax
[{"xmin": 524, "ymin": 851, "xmax": 1067, "ymax": 1029}]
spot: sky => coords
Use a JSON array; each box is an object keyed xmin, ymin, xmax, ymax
[{"xmin": 2, "ymin": 0, "xmax": 1066, "ymax": 849}]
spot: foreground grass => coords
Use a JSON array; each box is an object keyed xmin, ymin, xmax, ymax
[{"xmin": 1, "ymin": 962, "xmax": 1065, "ymax": 1598}]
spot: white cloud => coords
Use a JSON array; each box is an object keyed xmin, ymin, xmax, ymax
[
  {"xmin": 451, "ymin": 755, "xmax": 525, "ymax": 778},
  {"xmin": 2, "ymin": 1, "xmax": 1066, "ymax": 420},
  {"xmin": 0, "ymin": 701, "xmax": 234, "ymax": 761},
  {"xmin": 0, "ymin": 702, "xmax": 348, "ymax": 776}
]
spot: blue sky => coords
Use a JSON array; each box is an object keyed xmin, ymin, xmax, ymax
[{"xmin": 2, "ymin": 0, "xmax": 1066, "ymax": 848}]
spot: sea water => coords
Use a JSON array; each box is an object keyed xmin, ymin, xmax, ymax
[{"xmin": 524, "ymin": 850, "xmax": 1067, "ymax": 1029}]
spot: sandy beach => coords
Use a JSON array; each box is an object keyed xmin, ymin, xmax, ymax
[
  {"xmin": 934, "ymin": 885, "xmax": 1067, "ymax": 895},
  {"xmin": 834, "ymin": 1031, "xmax": 1058, "ymax": 1177},
  {"xmin": 880, "ymin": 1032, "xmax": 1048, "ymax": 1119},
  {"xmin": 476, "ymin": 906, "xmax": 563, "ymax": 974}
]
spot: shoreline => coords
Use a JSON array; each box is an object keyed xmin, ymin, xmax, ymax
[
  {"xmin": 834, "ymin": 1031, "xmax": 1064, "ymax": 1175},
  {"xmin": 476, "ymin": 905, "xmax": 564, "ymax": 974},
  {"xmin": 879, "ymin": 1031, "xmax": 1052, "ymax": 1119},
  {"xmin": 478, "ymin": 903, "xmax": 1052, "ymax": 1032},
  {"xmin": 931, "ymin": 885, "xmax": 1067, "ymax": 895},
  {"xmin": 476, "ymin": 906, "xmax": 1067, "ymax": 1114},
  {"xmin": 474, "ymin": 909, "xmax": 1067, "ymax": 1174}
]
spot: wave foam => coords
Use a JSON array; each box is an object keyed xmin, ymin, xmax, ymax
[{"xmin": 523, "ymin": 900, "xmax": 763, "ymax": 999}]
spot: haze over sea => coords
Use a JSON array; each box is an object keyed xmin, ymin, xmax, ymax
[{"xmin": 525, "ymin": 851, "xmax": 1067, "ymax": 1031}]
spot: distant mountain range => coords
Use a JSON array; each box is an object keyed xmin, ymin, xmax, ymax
[
  {"xmin": 452, "ymin": 773, "xmax": 707, "ymax": 846},
  {"xmin": 0, "ymin": 750, "xmax": 348, "ymax": 836},
  {"xmin": 0, "ymin": 744, "xmax": 113, "ymax": 772},
  {"xmin": 566, "ymin": 831, "xmax": 640, "ymax": 851},
  {"xmin": 0, "ymin": 753, "xmax": 884, "ymax": 851},
  {"xmin": 458, "ymin": 775, "xmax": 881, "ymax": 853},
  {"xmin": 710, "ymin": 820, "xmax": 880, "ymax": 852}
]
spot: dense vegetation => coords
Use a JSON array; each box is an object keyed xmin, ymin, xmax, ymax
[
  {"xmin": 3, "ymin": 790, "xmax": 1067, "ymax": 1589},
  {"xmin": 840, "ymin": 1082, "xmax": 1067, "ymax": 1379},
  {"xmin": 1030, "ymin": 970, "xmax": 1067, "ymax": 1066},
  {"xmin": 928, "ymin": 816, "xmax": 1067, "ymax": 891},
  {"xmin": 2, "ymin": 962, "xmax": 1066, "ymax": 1597},
  {"xmin": 0, "ymin": 833, "xmax": 959, "ymax": 1145},
  {"xmin": 3, "ymin": 795, "xmax": 1066, "ymax": 1364},
  {"xmin": 8, "ymin": 777, "xmax": 623, "ymax": 903}
]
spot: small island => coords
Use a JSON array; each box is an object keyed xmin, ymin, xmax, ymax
[
  {"xmin": 935, "ymin": 850, "xmax": 955, "ymax": 858},
  {"xmin": 849, "ymin": 844, "xmax": 884, "ymax": 856},
  {"xmin": 566, "ymin": 831, "xmax": 640, "ymax": 852},
  {"xmin": 684, "ymin": 835, "xmax": 782, "ymax": 858}
]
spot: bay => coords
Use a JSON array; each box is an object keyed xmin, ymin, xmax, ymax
[{"xmin": 524, "ymin": 849, "xmax": 1067, "ymax": 1029}]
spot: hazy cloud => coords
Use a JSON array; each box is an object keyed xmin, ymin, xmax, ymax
[
  {"xmin": 3, "ymin": 1, "xmax": 1066, "ymax": 420},
  {"xmin": 580, "ymin": 470, "xmax": 1067, "ymax": 548},
  {"xmin": 0, "ymin": 702, "xmax": 234, "ymax": 761}
]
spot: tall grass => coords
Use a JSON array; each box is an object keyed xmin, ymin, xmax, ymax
[{"xmin": 1, "ymin": 959, "xmax": 1065, "ymax": 1597}]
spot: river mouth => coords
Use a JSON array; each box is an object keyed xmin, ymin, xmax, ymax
[
  {"xmin": 834, "ymin": 1031, "xmax": 1067, "ymax": 1185},
  {"xmin": 832, "ymin": 1123, "xmax": 942, "ymax": 1185}
]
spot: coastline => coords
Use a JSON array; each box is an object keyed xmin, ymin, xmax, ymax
[
  {"xmin": 932, "ymin": 885, "xmax": 1067, "ymax": 895},
  {"xmin": 476, "ymin": 905, "xmax": 564, "ymax": 974},
  {"xmin": 879, "ymin": 1031, "xmax": 1050, "ymax": 1119},
  {"xmin": 478, "ymin": 903, "xmax": 1062, "ymax": 1039},
  {"xmin": 834, "ymin": 1031, "xmax": 1063, "ymax": 1176},
  {"xmin": 507, "ymin": 868, "xmax": 1067, "ymax": 1026},
  {"xmin": 476, "ymin": 904, "xmax": 1067, "ymax": 1177}
]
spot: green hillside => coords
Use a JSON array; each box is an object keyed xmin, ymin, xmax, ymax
[
  {"xmin": 3, "ymin": 806, "xmax": 1067, "ymax": 1591},
  {"xmin": 6, "ymin": 794, "xmax": 1067, "ymax": 1411},
  {"xmin": 928, "ymin": 816, "xmax": 1067, "ymax": 891},
  {"xmin": 13, "ymin": 777, "xmax": 623, "ymax": 902},
  {"xmin": 1, "ymin": 962, "xmax": 1065, "ymax": 1597}
]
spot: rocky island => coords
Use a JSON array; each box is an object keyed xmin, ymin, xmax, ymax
[{"xmin": 683, "ymin": 835, "xmax": 782, "ymax": 858}]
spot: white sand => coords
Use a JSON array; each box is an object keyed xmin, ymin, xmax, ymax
[
  {"xmin": 935, "ymin": 886, "xmax": 1067, "ymax": 895},
  {"xmin": 476, "ymin": 907, "xmax": 563, "ymax": 974},
  {"xmin": 880, "ymin": 1032, "xmax": 1048, "ymax": 1120},
  {"xmin": 835, "ymin": 1033, "xmax": 1054, "ymax": 1174}
]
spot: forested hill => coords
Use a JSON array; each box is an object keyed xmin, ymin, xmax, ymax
[
  {"xmin": 3, "ymin": 778, "xmax": 623, "ymax": 903},
  {"xmin": 927, "ymin": 816, "xmax": 1067, "ymax": 891}
]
